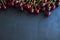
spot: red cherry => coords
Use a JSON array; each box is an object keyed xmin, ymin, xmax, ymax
[
  {"xmin": 23, "ymin": 4, "xmax": 27, "ymax": 9},
  {"xmin": 14, "ymin": 0, "xmax": 19, "ymax": 7},
  {"xmin": 45, "ymin": 3, "xmax": 50, "ymax": 7},
  {"xmin": 23, "ymin": 4, "xmax": 29, "ymax": 9},
  {"xmin": 45, "ymin": 11, "xmax": 51, "ymax": 16},
  {"xmin": 38, "ymin": 7, "xmax": 42, "ymax": 12},
  {"xmin": 27, "ymin": 5, "xmax": 30, "ymax": 9},
  {"xmin": 51, "ymin": 5, "xmax": 56, "ymax": 10},
  {"xmin": 27, "ymin": 5, "xmax": 31, "ymax": 10},
  {"xmin": 14, "ymin": 1, "xmax": 19, "ymax": 8},
  {"xmin": 43, "ymin": 0, "xmax": 47, "ymax": 3},
  {"xmin": 35, "ymin": 9, "xmax": 40, "ymax": 14},
  {"xmin": 42, "ymin": 7, "xmax": 45, "ymax": 12},
  {"xmin": 29, "ymin": 7, "xmax": 34, "ymax": 13},
  {"xmin": 25, "ymin": 4, "xmax": 29, "ymax": 9},
  {"xmin": 8, "ymin": 2, "xmax": 14, "ymax": 7},
  {"xmin": 14, "ymin": 1, "xmax": 19, "ymax": 4},
  {"xmin": 20, "ymin": 7, "xmax": 24, "ymax": 12}
]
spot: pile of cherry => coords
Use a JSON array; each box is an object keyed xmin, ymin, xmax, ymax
[{"xmin": 0, "ymin": 0, "xmax": 60, "ymax": 16}]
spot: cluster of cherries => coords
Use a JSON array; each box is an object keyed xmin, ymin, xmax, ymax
[{"xmin": 0, "ymin": 0, "xmax": 60, "ymax": 16}]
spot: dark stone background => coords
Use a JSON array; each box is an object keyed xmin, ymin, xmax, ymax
[{"xmin": 0, "ymin": 6, "xmax": 60, "ymax": 40}]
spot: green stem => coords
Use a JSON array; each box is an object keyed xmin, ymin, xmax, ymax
[
  {"xmin": 1, "ymin": 0, "xmax": 5, "ymax": 6},
  {"xmin": 18, "ymin": 0, "xmax": 21, "ymax": 2}
]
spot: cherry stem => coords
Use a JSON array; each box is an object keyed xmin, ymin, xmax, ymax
[{"xmin": 1, "ymin": 0, "xmax": 5, "ymax": 6}]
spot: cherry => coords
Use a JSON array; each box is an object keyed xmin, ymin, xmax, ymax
[
  {"xmin": 23, "ymin": 4, "xmax": 27, "ymax": 9},
  {"xmin": 35, "ymin": 9, "xmax": 40, "ymax": 14},
  {"xmin": 51, "ymin": 5, "xmax": 56, "ymax": 10},
  {"xmin": 45, "ymin": 11, "xmax": 51, "ymax": 16},
  {"xmin": 43, "ymin": 0, "xmax": 47, "ymax": 3},
  {"xmin": 29, "ymin": 7, "xmax": 34, "ymax": 13},
  {"xmin": 45, "ymin": 3, "xmax": 50, "ymax": 7},
  {"xmin": 20, "ymin": 7, "xmax": 24, "ymax": 12},
  {"xmin": 23, "ymin": 4, "xmax": 29, "ymax": 10},
  {"xmin": 42, "ymin": 7, "xmax": 45, "ymax": 12},
  {"xmin": 51, "ymin": 3, "xmax": 56, "ymax": 10},
  {"xmin": 25, "ymin": 4, "xmax": 29, "ymax": 9},
  {"xmin": 7, "ymin": 2, "xmax": 14, "ymax": 7},
  {"xmin": 27, "ymin": 5, "xmax": 32, "ymax": 10},
  {"xmin": 14, "ymin": 0, "xmax": 19, "ymax": 4},
  {"xmin": 14, "ymin": 0, "xmax": 19, "ymax": 8}
]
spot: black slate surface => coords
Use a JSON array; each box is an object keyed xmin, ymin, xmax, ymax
[{"xmin": 0, "ymin": 6, "xmax": 60, "ymax": 40}]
